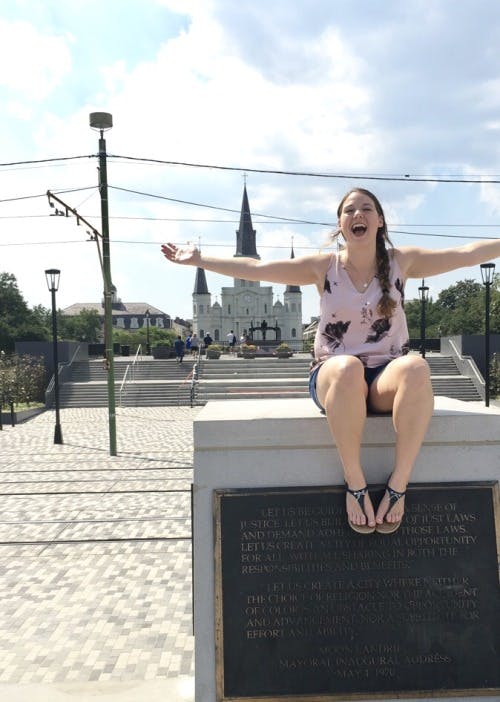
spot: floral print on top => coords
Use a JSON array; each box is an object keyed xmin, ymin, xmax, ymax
[{"xmin": 313, "ymin": 251, "xmax": 409, "ymax": 369}]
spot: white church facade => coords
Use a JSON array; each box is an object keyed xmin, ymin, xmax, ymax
[{"xmin": 192, "ymin": 186, "xmax": 303, "ymax": 350}]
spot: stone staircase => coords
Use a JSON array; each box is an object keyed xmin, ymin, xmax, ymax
[
  {"xmin": 196, "ymin": 353, "xmax": 483, "ymax": 403},
  {"xmin": 53, "ymin": 353, "xmax": 483, "ymax": 408},
  {"xmin": 57, "ymin": 358, "xmax": 199, "ymax": 408}
]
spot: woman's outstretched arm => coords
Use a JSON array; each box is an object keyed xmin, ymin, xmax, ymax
[
  {"xmin": 161, "ymin": 242, "xmax": 329, "ymax": 287},
  {"xmin": 397, "ymin": 239, "xmax": 500, "ymax": 279}
]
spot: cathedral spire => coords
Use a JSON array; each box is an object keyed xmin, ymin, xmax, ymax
[
  {"xmin": 193, "ymin": 241, "xmax": 209, "ymax": 294},
  {"xmin": 286, "ymin": 238, "xmax": 300, "ymax": 293},
  {"xmin": 193, "ymin": 267, "xmax": 209, "ymax": 294},
  {"xmin": 235, "ymin": 185, "xmax": 259, "ymax": 259}
]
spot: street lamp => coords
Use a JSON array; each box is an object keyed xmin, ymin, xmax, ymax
[
  {"xmin": 145, "ymin": 309, "xmax": 151, "ymax": 355},
  {"xmin": 480, "ymin": 262, "xmax": 496, "ymax": 407},
  {"xmin": 45, "ymin": 268, "xmax": 63, "ymax": 444},
  {"xmin": 89, "ymin": 111, "xmax": 117, "ymax": 455},
  {"xmin": 418, "ymin": 279, "xmax": 429, "ymax": 358}
]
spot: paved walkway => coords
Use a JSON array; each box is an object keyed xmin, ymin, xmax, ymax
[{"xmin": 0, "ymin": 407, "xmax": 200, "ymax": 701}]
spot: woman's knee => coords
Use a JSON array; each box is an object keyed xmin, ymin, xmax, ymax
[
  {"xmin": 318, "ymin": 356, "xmax": 365, "ymax": 391},
  {"xmin": 398, "ymin": 356, "xmax": 432, "ymax": 389}
]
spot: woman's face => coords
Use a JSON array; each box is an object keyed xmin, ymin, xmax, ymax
[{"xmin": 338, "ymin": 191, "xmax": 384, "ymax": 245}]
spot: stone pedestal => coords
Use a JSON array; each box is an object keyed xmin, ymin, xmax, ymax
[{"xmin": 193, "ymin": 397, "xmax": 500, "ymax": 702}]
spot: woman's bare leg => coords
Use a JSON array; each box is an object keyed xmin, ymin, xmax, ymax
[
  {"xmin": 369, "ymin": 355, "xmax": 434, "ymax": 525},
  {"xmin": 316, "ymin": 356, "xmax": 375, "ymax": 528}
]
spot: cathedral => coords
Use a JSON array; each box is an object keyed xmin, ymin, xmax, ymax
[{"xmin": 192, "ymin": 186, "xmax": 302, "ymax": 350}]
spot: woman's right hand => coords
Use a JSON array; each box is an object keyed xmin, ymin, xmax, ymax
[{"xmin": 161, "ymin": 242, "xmax": 200, "ymax": 266}]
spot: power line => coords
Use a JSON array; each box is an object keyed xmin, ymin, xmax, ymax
[
  {"xmin": 1, "ymin": 229, "xmax": 498, "ymax": 248},
  {"xmin": 108, "ymin": 154, "xmax": 500, "ymax": 184},
  {"xmin": 0, "ymin": 155, "xmax": 94, "ymax": 168},
  {"xmin": 0, "ymin": 186, "xmax": 96, "ymax": 204},
  {"xmin": 2, "ymin": 152, "xmax": 500, "ymax": 183}
]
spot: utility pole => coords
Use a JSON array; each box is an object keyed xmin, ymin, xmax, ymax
[{"xmin": 90, "ymin": 112, "xmax": 117, "ymax": 455}]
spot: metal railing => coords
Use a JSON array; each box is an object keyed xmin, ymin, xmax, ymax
[
  {"xmin": 119, "ymin": 345, "xmax": 142, "ymax": 407},
  {"xmin": 45, "ymin": 344, "xmax": 81, "ymax": 407},
  {"xmin": 446, "ymin": 338, "xmax": 485, "ymax": 398},
  {"xmin": 190, "ymin": 347, "xmax": 202, "ymax": 407}
]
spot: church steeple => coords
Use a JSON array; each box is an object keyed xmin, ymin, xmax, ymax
[
  {"xmin": 193, "ymin": 266, "xmax": 209, "ymax": 294},
  {"xmin": 235, "ymin": 185, "xmax": 259, "ymax": 259},
  {"xmin": 285, "ymin": 240, "xmax": 300, "ymax": 293}
]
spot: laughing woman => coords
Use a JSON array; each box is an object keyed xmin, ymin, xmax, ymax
[{"xmin": 161, "ymin": 188, "xmax": 500, "ymax": 535}]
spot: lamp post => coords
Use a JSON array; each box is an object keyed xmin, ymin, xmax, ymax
[
  {"xmin": 145, "ymin": 309, "xmax": 151, "ymax": 355},
  {"xmin": 89, "ymin": 112, "xmax": 117, "ymax": 455},
  {"xmin": 418, "ymin": 279, "xmax": 429, "ymax": 358},
  {"xmin": 480, "ymin": 262, "xmax": 496, "ymax": 407},
  {"xmin": 45, "ymin": 269, "xmax": 63, "ymax": 444}
]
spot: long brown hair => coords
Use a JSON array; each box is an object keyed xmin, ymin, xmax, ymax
[{"xmin": 334, "ymin": 188, "xmax": 396, "ymax": 319}]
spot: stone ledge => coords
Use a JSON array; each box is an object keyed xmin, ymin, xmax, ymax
[
  {"xmin": 193, "ymin": 398, "xmax": 500, "ymax": 702},
  {"xmin": 194, "ymin": 397, "xmax": 500, "ymax": 484}
]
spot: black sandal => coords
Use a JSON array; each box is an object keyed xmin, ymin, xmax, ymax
[
  {"xmin": 346, "ymin": 486, "xmax": 375, "ymax": 534},
  {"xmin": 376, "ymin": 485, "xmax": 406, "ymax": 534}
]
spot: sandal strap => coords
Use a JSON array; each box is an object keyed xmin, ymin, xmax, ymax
[
  {"xmin": 386, "ymin": 485, "xmax": 406, "ymax": 508},
  {"xmin": 346, "ymin": 485, "xmax": 368, "ymax": 509}
]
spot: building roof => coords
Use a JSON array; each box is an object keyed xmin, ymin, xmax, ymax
[{"xmin": 62, "ymin": 302, "xmax": 170, "ymax": 317}]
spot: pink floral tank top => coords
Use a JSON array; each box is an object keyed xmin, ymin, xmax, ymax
[{"xmin": 313, "ymin": 252, "xmax": 409, "ymax": 368}]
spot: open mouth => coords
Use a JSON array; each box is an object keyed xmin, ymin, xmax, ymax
[{"xmin": 352, "ymin": 224, "xmax": 367, "ymax": 235}]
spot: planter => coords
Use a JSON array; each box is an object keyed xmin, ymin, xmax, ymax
[
  {"xmin": 276, "ymin": 351, "xmax": 293, "ymax": 358},
  {"xmin": 242, "ymin": 352, "xmax": 257, "ymax": 359},
  {"xmin": 206, "ymin": 350, "xmax": 221, "ymax": 359},
  {"xmin": 1, "ymin": 407, "xmax": 45, "ymax": 425},
  {"xmin": 152, "ymin": 346, "xmax": 175, "ymax": 359}
]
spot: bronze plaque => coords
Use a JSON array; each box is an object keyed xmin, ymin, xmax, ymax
[{"xmin": 214, "ymin": 482, "xmax": 500, "ymax": 701}]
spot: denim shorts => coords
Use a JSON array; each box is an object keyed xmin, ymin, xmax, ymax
[{"xmin": 309, "ymin": 361, "xmax": 390, "ymax": 413}]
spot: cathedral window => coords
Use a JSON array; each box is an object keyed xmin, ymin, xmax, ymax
[
  {"xmin": 291, "ymin": 328, "xmax": 297, "ymax": 338},
  {"xmin": 228, "ymin": 304, "xmax": 231, "ymax": 314},
  {"xmin": 199, "ymin": 304, "xmax": 204, "ymax": 314}
]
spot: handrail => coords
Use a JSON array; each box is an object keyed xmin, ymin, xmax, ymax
[
  {"xmin": 119, "ymin": 344, "xmax": 143, "ymax": 407},
  {"xmin": 131, "ymin": 344, "xmax": 142, "ymax": 383},
  {"xmin": 448, "ymin": 339, "xmax": 485, "ymax": 385},
  {"xmin": 45, "ymin": 344, "xmax": 81, "ymax": 407},
  {"xmin": 190, "ymin": 347, "xmax": 201, "ymax": 407}
]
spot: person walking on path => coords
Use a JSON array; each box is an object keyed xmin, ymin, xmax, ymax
[
  {"xmin": 190, "ymin": 333, "xmax": 199, "ymax": 355},
  {"xmin": 161, "ymin": 188, "xmax": 500, "ymax": 535},
  {"xmin": 203, "ymin": 332, "xmax": 213, "ymax": 347},
  {"xmin": 226, "ymin": 330, "xmax": 237, "ymax": 354},
  {"xmin": 174, "ymin": 335, "xmax": 185, "ymax": 363}
]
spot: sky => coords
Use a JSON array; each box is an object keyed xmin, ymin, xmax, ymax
[{"xmin": 1, "ymin": 0, "xmax": 500, "ymax": 326}]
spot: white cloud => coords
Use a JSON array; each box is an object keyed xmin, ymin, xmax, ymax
[
  {"xmin": 0, "ymin": 19, "xmax": 72, "ymax": 101},
  {"xmin": 1, "ymin": 0, "xmax": 500, "ymax": 326}
]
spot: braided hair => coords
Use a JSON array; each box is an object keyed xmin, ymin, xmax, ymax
[{"xmin": 334, "ymin": 188, "xmax": 397, "ymax": 319}]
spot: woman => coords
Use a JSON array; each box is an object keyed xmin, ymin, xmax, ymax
[{"xmin": 161, "ymin": 188, "xmax": 500, "ymax": 535}]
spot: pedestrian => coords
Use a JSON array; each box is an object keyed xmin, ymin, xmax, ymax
[
  {"xmin": 226, "ymin": 330, "xmax": 237, "ymax": 354},
  {"xmin": 190, "ymin": 333, "xmax": 199, "ymax": 355},
  {"xmin": 174, "ymin": 335, "xmax": 185, "ymax": 363},
  {"xmin": 161, "ymin": 188, "xmax": 500, "ymax": 534},
  {"xmin": 203, "ymin": 332, "xmax": 213, "ymax": 347},
  {"xmin": 185, "ymin": 335, "xmax": 192, "ymax": 355}
]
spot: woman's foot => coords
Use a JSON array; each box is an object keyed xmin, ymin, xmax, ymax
[
  {"xmin": 346, "ymin": 486, "xmax": 376, "ymax": 534},
  {"xmin": 375, "ymin": 482, "xmax": 406, "ymax": 534}
]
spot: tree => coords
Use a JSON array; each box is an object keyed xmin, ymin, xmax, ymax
[
  {"xmin": 59, "ymin": 308, "xmax": 101, "ymax": 343},
  {"xmin": 0, "ymin": 273, "xmax": 50, "ymax": 351},
  {"xmin": 0, "ymin": 353, "xmax": 46, "ymax": 406}
]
